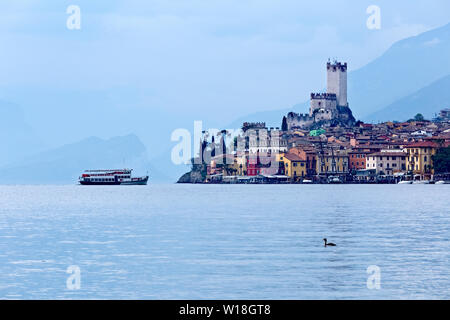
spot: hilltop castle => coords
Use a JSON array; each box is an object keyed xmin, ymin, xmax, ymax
[{"xmin": 286, "ymin": 61, "xmax": 355, "ymax": 130}]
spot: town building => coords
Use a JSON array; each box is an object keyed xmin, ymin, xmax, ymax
[
  {"xmin": 277, "ymin": 152, "xmax": 307, "ymax": 181},
  {"xmin": 365, "ymin": 151, "xmax": 407, "ymax": 175},
  {"xmin": 316, "ymin": 149, "xmax": 349, "ymax": 177},
  {"xmin": 404, "ymin": 141, "xmax": 438, "ymax": 180}
]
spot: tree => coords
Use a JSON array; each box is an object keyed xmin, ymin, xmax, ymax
[
  {"xmin": 432, "ymin": 146, "xmax": 450, "ymax": 174},
  {"xmin": 414, "ymin": 113, "xmax": 425, "ymax": 121},
  {"xmin": 281, "ymin": 116, "xmax": 288, "ymax": 132}
]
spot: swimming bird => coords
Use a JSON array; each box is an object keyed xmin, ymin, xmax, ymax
[{"xmin": 323, "ymin": 238, "xmax": 336, "ymax": 247}]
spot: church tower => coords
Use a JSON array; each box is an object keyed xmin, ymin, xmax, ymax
[{"xmin": 326, "ymin": 61, "xmax": 348, "ymax": 107}]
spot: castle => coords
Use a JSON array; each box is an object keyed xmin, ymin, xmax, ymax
[{"xmin": 286, "ymin": 61, "xmax": 355, "ymax": 130}]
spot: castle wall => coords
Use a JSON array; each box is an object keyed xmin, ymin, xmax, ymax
[
  {"xmin": 310, "ymin": 96, "xmax": 337, "ymax": 117},
  {"xmin": 286, "ymin": 112, "xmax": 314, "ymax": 130}
]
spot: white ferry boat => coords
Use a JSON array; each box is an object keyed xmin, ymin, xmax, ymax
[{"xmin": 78, "ymin": 169, "xmax": 148, "ymax": 185}]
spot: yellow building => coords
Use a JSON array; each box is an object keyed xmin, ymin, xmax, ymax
[
  {"xmin": 277, "ymin": 152, "xmax": 307, "ymax": 181},
  {"xmin": 404, "ymin": 141, "xmax": 437, "ymax": 179},
  {"xmin": 316, "ymin": 151, "xmax": 349, "ymax": 176},
  {"xmin": 231, "ymin": 154, "xmax": 247, "ymax": 176}
]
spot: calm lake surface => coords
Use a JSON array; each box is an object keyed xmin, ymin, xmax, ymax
[{"xmin": 0, "ymin": 184, "xmax": 449, "ymax": 299}]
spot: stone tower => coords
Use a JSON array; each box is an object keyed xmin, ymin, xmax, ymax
[{"xmin": 326, "ymin": 61, "xmax": 348, "ymax": 107}]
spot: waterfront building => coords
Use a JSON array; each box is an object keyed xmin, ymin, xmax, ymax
[
  {"xmin": 277, "ymin": 152, "xmax": 307, "ymax": 181},
  {"xmin": 365, "ymin": 151, "xmax": 407, "ymax": 175},
  {"xmin": 288, "ymin": 147, "xmax": 317, "ymax": 177},
  {"xmin": 348, "ymin": 149, "xmax": 370, "ymax": 171},
  {"xmin": 316, "ymin": 150, "xmax": 349, "ymax": 177},
  {"xmin": 404, "ymin": 141, "xmax": 438, "ymax": 180}
]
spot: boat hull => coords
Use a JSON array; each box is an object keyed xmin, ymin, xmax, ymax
[{"xmin": 80, "ymin": 176, "xmax": 149, "ymax": 185}]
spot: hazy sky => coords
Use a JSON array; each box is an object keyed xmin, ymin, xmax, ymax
[{"xmin": 1, "ymin": 0, "xmax": 450, "ymax": 124}]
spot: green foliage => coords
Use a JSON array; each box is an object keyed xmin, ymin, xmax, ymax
[
  {"xmin": 281, "ymin": 116, "xmax": 288, "ymax": 131},
  {"xmin": 408, "ymin": 113, "xmax": 426, "ymax": 122},
  {"xmin": 432, "ymin": 147, "xmax": 450, "ymax": 173}
]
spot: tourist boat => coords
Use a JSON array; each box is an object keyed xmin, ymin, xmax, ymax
[
  {"xmin": 435, "ymin": 180, "xmax": 447, "ymax": 185},
  {"xmin": 398, "ymin": 180, "xmax": 413, "ymax": 184},
  {"xmin": 302, "ymin": 179, "xmax": 313, "ymax": 184},
  {"xmin": 79, "ymin": 169, "xmax": 149, "ymax": 185}
]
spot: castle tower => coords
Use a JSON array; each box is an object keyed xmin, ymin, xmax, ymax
[{"xmin": 327, "ymin": 61, "xmax": 348, "ymax": 107}]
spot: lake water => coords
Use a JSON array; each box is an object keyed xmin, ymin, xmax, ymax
[{"xmin": 0, "ymin": 184, "xmax": 449, "ymax": 299}]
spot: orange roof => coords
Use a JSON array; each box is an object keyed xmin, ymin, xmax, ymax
[
  {"xmin": 283, "ymin": 153, "xmax": 305, "ymax": 161},
  {"xmin": 406, "ymin": 141, "xmax": 439, "ymax": 148}
]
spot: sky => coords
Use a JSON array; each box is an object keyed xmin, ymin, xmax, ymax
[{"xmin": 0, "ymin": 0, "xmax": 450, "ymax": 149}]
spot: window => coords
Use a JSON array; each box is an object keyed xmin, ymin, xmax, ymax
[
  {"xmin": 392, "ymin": 157, "xmax": 396, "ymax": 160},
  {"xmin": 424, "ymin": 156, "xmax": 427, "ymax": 162}
]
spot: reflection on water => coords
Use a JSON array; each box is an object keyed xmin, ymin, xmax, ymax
[{"xmin": 0, "ymin": 184, "xmax": 449, "ymax": 299}]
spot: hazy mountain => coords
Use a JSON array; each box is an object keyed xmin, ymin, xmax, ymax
[
  {"xmin": 367, "ymin": 74, "xmax": 450, "ymax": 122},
  {"xmin": 226, "ymin": 101, "xmax": 309, "ymax": 129},
  {"xmin": 352, "ymin": 22, "xmax": 450, "ymax": 119},
  {"xmin": 0, "ymin": 100, "xmax": 45, "ymax": 166},
  {"xmin": 0, "ymin": 134, "xmax": 167, "ymax": 184}
]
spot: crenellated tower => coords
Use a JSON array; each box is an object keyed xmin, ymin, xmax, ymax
[{"xmin": 326, "ymin": 61, "xmax": 348, "ymax": 107}]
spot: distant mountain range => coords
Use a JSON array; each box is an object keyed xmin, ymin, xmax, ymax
[
  {"xmin": 0, "ymin": 100, "xmax": 45, "ymax": 166},
  {"xmin": 354, "ymin": 22, "xmax": 450, "ymax": 120},
  {"xmin": 367, "ymin": 74, "xmax": 450, "ymax": 122},
  {"xmin": 0, "ymin": 134, "xmax": 167, "ymax": 184}
]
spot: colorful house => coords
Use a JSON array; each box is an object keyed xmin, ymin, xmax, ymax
[{"xmin": 404, "ymin": 141, "xmax": 438, "ymax": 180}]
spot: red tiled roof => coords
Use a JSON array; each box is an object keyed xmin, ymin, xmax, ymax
[
  {"xmin": 283, "ymin": 153, "xmax": 305, "ymax": 161},
  {"xmin": 405, "ymin": 141, "xmax": 439, "ymax": 148},
  {"xmin": 369, "ymin": 152, "xmax": 407, "ymax": 157}
]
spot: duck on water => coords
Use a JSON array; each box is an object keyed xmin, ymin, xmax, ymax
[{"xmin": 323, "ymin": 238, "xmax": 336, "ymax": 247}]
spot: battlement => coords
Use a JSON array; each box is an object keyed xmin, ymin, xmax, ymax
[
  {"xmin": 310, "ymin": 93, "xmax": 337, "ymax": 100},
  {"xmin": 327, "ymin": 61, "xmax": 347, "ymax": 72},
  {"xmin": 242, "ymin": 122, "xmax": 267, "ymax": 131},
  {"xmin": 288, "ymin": 112, "xmax": 312, "ymax": 120}
]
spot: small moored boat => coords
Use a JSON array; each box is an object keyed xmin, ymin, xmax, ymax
[{"xmin": 413, "ymin": 180, "xmax": 430, "ymax": 184}]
